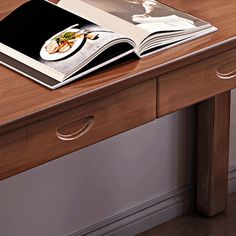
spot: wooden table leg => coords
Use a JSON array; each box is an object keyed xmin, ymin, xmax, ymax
[{"xmin": 197, "ymin": 91, "xmax": 231, "ymax": 217}]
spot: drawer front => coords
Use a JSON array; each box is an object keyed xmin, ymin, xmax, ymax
[
  {"xmin": 0, "ymin": 80, "xmax": 156, "ymax": 180},
  {"xmin": 157, "ymin": 48, "xmax": 236, "ymax": 117}
]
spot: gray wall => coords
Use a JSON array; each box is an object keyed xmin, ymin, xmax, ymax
[
  {"xmin": 230, "ymin": 91, "xmax": 236, "ymax": 166},
  {"xmin": 0, "ymin": 91, "xmax": 235, "ymax": 236}
]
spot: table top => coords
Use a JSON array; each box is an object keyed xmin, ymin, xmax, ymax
[{"xmin": 1, "ymin": 0, "xmax": 236, "ymax": 134}]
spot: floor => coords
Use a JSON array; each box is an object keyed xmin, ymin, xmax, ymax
[{"xmin": 138, "ymin": 192, "xmax": 236, "ymax": 236}]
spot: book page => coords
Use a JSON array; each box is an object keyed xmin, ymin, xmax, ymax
[
  {"xmin": 58, "ymin": 0, "xmax": 213, "ymax": 45},
  {"xmin": 57, "ymin": 0, "xmax": 149, "ymax": 45},
  {"xmin": 1, "ymin": 1, "xmax": 133, "ymax": 81},
  {"xmin": 81, "ymin": 0, "xmax": 208, "ymax": 27}
]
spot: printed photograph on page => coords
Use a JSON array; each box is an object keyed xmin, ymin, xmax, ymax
[{"xmin": 81, "ymin": 0, "xmax": 197, "ymax": 33}]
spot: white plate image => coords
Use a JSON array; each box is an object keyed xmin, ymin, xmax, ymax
[{"xmin": 40, "ymin": 28, "xmax": 84, "ymax": 61}]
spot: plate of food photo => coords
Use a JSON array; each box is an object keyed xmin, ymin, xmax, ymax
[{"xmin": 40, "ymin": 24, "xmax": 84, "ymax": 61}]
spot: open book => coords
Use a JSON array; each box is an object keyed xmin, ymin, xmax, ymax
[{"xmin": 0, "ymin": 0, "xmax": 217, "ymax": 89}]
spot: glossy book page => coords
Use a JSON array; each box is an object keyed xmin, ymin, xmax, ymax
[{"xmin": 0, "ymin": 0, "xmax": 131, "ymax": 80}]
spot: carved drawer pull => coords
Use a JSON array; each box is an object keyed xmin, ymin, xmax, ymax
[
  {"xmin": 216, "ymin": 59, "xmax": 236, "ymax": 79},
  {"xmin": 56, "ymin": 116, "xmax": 94, "ymax": 141}
]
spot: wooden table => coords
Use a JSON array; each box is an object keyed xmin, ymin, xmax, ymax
[{"xmin": 1, "ymin": 0, "xmax": 236, "ymax": 217}]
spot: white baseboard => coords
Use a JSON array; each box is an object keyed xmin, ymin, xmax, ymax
[
  {"xmin": 69, "ymin": 185, "xmax": 194, "ymax": 236},
  {"xmin": 69, "ymin": 165, "xmax": 236, "ymax": 236}
]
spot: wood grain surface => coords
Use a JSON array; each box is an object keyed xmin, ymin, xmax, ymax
[
  {"xmin": 1, "ymin": 0, "xmax": 236, "ymax": 133},
  {"xmin": 157, "ymin": 48, "xmax": 236, "ymax": 117},
  {"xmin": 0, "ymin": 80, "xmax": 156, "ymax": 180},
  {"xmin": 197, "ymin": 91, "xmax": 230, "ymax": 216}
]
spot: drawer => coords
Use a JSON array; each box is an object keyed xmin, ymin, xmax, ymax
[
  {"xmin": 0, "ymin": 80, "xmax": 156, "ymax": 180},
  {"xmin": 157, "ymin": 48, "xmax": 236, "ymax": 117}
]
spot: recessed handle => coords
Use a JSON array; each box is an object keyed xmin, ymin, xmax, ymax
[
  {"xmin": 56, "ymin": 116, "xmax": 94, "ymax": 141},
  {"xmin": 216, "ymin": 59, "xmax": 236, "ymax": 80}
]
